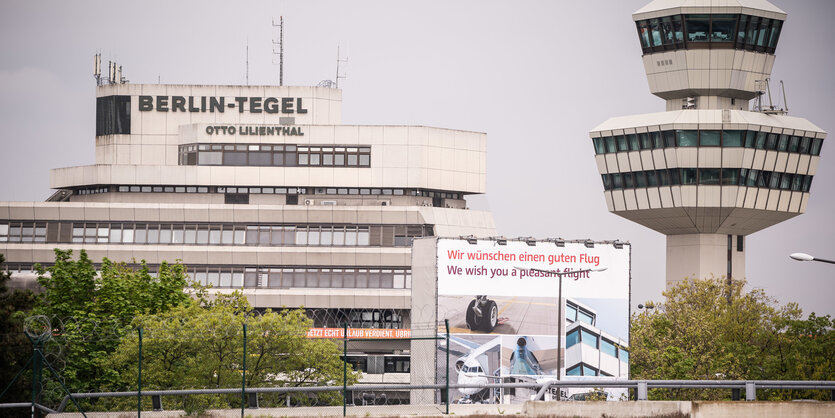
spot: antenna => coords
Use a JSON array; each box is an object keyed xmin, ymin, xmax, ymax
[
  {"xmin": 780, "ymin": 80, "xmax": 789, "ymax": 114},
  {"xmin": 246, "ymin": 38, "xmax": 250, "ymax": 85},
  {"xmin": 272, "ymin": 17, "xmax": 284, "ymax": 86},
  {"xmin": 93, "ymin": 53, "xmax": 102, "ymax": 86},
  {"xmin": 335, "ymin": 45, "xmax": 348, "ymax": 89}
]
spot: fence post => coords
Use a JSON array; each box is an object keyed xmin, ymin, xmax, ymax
[
  {"xmin": 637, "ymin": 381, "xmax": 647, "ymax": 400},
  {"xmin": 445, "ymin": 319, "xmax": 450, "ymax": 415},
  {"xmin": 241, "ymin": 323, "xmax": 247, "ymax": 418},
  {"xmin": 138, "ymin": 327, "xmax": 143, "ymax": 418},
  {"xmin": 745, "ymin": 382, "xmax": 756, "ymax": 401},
  {"xmin": 343, "ymin": 323, "xmax": 348, "ymax": 417}
]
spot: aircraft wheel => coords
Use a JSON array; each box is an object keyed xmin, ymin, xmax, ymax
[
  {"xmin": 465, "ymin": 299, "xmax": 480, "ymax": 330},
  {"xmin": 480, "ymin": 300, "xmax": 498, "ymax": 332}
]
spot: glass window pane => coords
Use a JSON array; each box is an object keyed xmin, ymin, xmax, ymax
[
  {"xmin": 298, "ymin": 153, "xmax": 309, "ymax": 165},
  {"xmin": 646, "ymin": 170, "xmax": 659, "ymax": 187},
  {"xmin": 196, "ymin": 229, "xmax": 209, "ymax": 244},
  {"xmin": 755, "ymin": 132, "xmax": 768, "ymax": 149},
  {"xmin": 566, "ymin": 329, "xmax": 580, "ymax": 348},
  {"xmin": 308, "ymin": 229, "xmax": 320, "ymax": 245},
  {"xmin": 638, "ymin": 21, "xmax": 650, "ymax": 48},
  {"xmin": 639, "ymin": 133, "xmax": 651, "ymax": 149},
  {"xmin": 605, "ymin": 136, "xmax": 617, "ymax": 153},
  {"xmin": 358, "ymin": 229, "xmax": 370, "ymax": 246},
  {"xmin": 672, "ymin": 15, "xmax": 684, "ymax": 42},
  {"xmin": 159, "ymin": 228, "xmax": 172, "ymax": 244},
  {"xmin": 811, "ymin": 138, "xmax": 823, "ymax": 156},
  {"xmin": 628, "ymin": 134, "xmax": 639, "ymax": 151},
  {"xmin": 700, "ymin": 168, "xmax": 720, "ymax": 185},
  {"xmin": 172, "ymin": 229, "xmax": 184, "ymax": 244},
  {"xmin": 651, "ymin": 131, "xmax": 663, "ymax": 149},
  {"xmin": 676, "ymin": 130, "xmax": 698, "ymax": 147},
  {"xmin": 348, "ymin": 154, "xmax": 358, "ymax": 165},
  {"xmin": 685, "ymin": 15, "xmax": 710, "ymax": 42},
  {"xmin": 582, "ymin": 364, "xmax": 598, "ymax": 376},
  {"xmin": 109, "ymin": 228, "xmax": 122, "ymax": 243},
  {"xmin": 209, "ymin": 229, "xmax": 221, "ymax": 244},
  {"xmin": 250, "ymin": 152, "xmax": 272, "ymax": 166},
  {"xmin": 601, "ymin": 339, "xmax": 617, "ymax": 357},
  {"xmin": 198, "ymin": 151, "xmax": 222, "ymax": 165},
  {"xmin": 766, "ymin": 133, "xmax": 778, "ymax": 150},
  {"xmin": 635, "ymin": 171, "xmax": 648, "ymax": 188},
  {"xmin": 580, "ymin": 329, "xmax": 598, "ymax": 348},
  {"xmin": 650, "ymin": 18, "xmax": 663, "ymax": 46},
  {"xmin": 566, "ymin": 364, "xmax": 582, "ymax": 376},
  {"xmin": 788, "ymin": 136, "xmax": 800, "ymax": 153},
  {"xmin": 721, "ymin": 168, "xmax": 739, "ymax": 185},
  {"xmin": 616, "ymin": 135, "xmax": 628, "ymax": 152},
  {"xmin": 296, "ymin": 229, "xmax": 308, "ymax": 245},
  {"xmin": 320, "ymin": 230, "xmax": 332, "ymax": 246},
  {"xmin": 681, "ymin": 168, "xmax": 697, "ymax": 185},
  {"xmin": 710, "ymin": 15, "xmax": 737, "ymax": 42},
  {"xmin": 184, "ymin": 228, "xmax": 196, "ymax": 244},
  {"xmin": 221, "ymin": 230, "xmax": 233, "ymax": 244},
  {"xmin": 359, "ymin": 154, "xmax": 370, "ymax": 166},
  {"xmin": 700, "ymin": 130, "xmax": 720, "ymax": 146},
  {"xmin": 664, "ymin": 130, "xmax": 676, "ymax": 147},
  {"xmin": 777, "ymin": 134, "xmax": 789, "ymax": 152},
  {"xmin": 565, "ymin": 304, "xmax": 577, "ymax": 322},
  {"xmin": 578, "ymin": 310, "xmax": 594, "ymax": 325},
  {"xmin": 620, "ymin": 349, "xmax": 629, "ymax": 363},
  {"xmin": 722, "ymin": 130, "xmax": 743, "ymax": 147},
  {"xmin": 134, "ymin": 228, "xmax": 147, "ymax": 244},
  {"xmin": 799, "ymin": 137, "xmax": 811, "ymax": 154}
]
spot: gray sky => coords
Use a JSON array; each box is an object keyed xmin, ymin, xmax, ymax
[{"xmin": 1, "ymin": 0, "xmax": 833, "ymax": 316}]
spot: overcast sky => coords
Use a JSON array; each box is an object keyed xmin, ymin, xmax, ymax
[{"xmin": 1, "ymin": 0, "xmax": 832, "ymax": 316}]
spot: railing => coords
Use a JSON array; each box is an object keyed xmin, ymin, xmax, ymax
[{"xmin": 8, "ymin": 380, "xmax": 823, "ymax": 414}]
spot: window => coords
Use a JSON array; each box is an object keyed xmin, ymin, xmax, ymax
[
  {"xmin": 681, "ymin": 168, "xmax": 697, "ymax": 185},
  {"xmin": 565, "ymin": 304, "xmax": 578, "ymax": 322},
  {"xmin": 722, "ymin": 130, "xmax": 743, "ymax": 147},
  {"xmin": 578, "ymin": 309, "xmax": 594, "ymax": 325},
  {"xmin": 710, "ymin": 15, "xmax": 737, "ymax": 42},
  {"xmin": 566, "ymin": 329, "xmax": 579, "ymax": 348},
  {"xmin": 581, "ymin": 329, "xmax": 598, "ymax": 349},
  {"xmin": 685, "ymin": 15, "xmax": 710, "ymax": 42},
  {"xmin": 676, "ymin": 130, "xmax": 698, "ymax": 147},
  {"xmin": 601, "ymin": 339, "xmax": 617, "ymax": 358},
  {"xmin": 700, "ymin": 130, "xmax": 720, "ymax": 146},
  {"xmin": 616, "ymin": 135, "xmax": 628, "ymax": 152},
  {"xmin": 628, "ymin": 134, "xmax": 640, "ymax": 151},
  {"xmin": 96, "ymin": 95, "xmax": 131, "ymax": 136},
  {"xmin": 699, "ymin": 168, "xmax": 720, "ymax": 185}
]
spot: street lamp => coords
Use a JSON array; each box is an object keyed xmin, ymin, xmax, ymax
[
  {"xmin": 790, "ymin": 252, "xmax": 835, "ymax": 265},
  {"xmin": 513, "ymin": 265, "xmax": 607, "ymax": 387}
]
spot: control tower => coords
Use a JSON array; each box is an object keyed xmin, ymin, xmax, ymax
[{"xmin": 589, "ymin": 0, "xmax": 826, "ymax": 288}]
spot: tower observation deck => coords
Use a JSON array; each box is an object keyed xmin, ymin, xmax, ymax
[{"xmin": 589, "ymin": 0, "xmax": 826, "ymax": 288}]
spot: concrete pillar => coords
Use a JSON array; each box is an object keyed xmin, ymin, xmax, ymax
[{"xmin": 665, "ymin": 233, "xmax": 745, "ymax": 289}]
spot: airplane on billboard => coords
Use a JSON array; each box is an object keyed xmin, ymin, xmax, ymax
[{"xmin": 440, "ymin": 334, "xmax": 555, "ymax": 403}]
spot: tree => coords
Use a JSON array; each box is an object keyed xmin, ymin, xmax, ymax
[
  {"xmin": 630, "ymin": 276, "xmax": 833, "ymax": 400},
  {"xmin": 34, "ymin": 249, "xmax": 193, "ymax": 401},
  {"xmin": 0, "ymin": 254, "xmax": 37, "ymax": 411},
  {"xmin": 104, "ymin": 292, "xmax": 358, "ymax": 413}
]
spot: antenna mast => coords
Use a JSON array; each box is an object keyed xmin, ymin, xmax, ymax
[
  {"xmin": 335, "ymin": 45, "xmax": 348, "ymax": 89},
  {"xmin": 93, "ymin": 53, "xmax": 102, "ymax": 86},
  {"xmin": 272, "ymin": 17, "xmax": 284, "ymax": 86},
  {"xmin": 246, "ymin": 39, "xmax": 250, "ymax": 85}
]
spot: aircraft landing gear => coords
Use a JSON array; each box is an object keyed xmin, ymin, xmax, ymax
[{"xmin": 466, "ymin": 296, "xmax": 498, "ymax": 333}]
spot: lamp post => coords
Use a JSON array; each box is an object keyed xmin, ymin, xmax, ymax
[
  {"xmin": 514, "ymin": 266, "xmax": 607, "ymax": 390},
  {"xmin": 790, "ymin": 252, "xmax": 835, "ymax": 265}
]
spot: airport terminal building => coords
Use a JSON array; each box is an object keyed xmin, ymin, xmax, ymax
[{"xmin": 0, "ymin": 81, "xmax": 496, "ymax": 398}]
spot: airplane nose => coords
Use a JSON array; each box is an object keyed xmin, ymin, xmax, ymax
[{"xmin": 517, "ymin": 337, "xmax": 526, "ymax": 347}]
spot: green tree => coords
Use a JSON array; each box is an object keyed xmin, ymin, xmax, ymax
[
  {"xmin": 0, "ymin": 254, "xmax": 37, "ymax": 410},
  {"xmin": 34, "ymin": 249, "xmax": 193, "ymax": 400},
  {"xmin": 630, "ymin": 276, "xmax": 833, "ymax": 400},
  {"xmin": 104, "ymin": 292, "xmax": 357, "ymax": 413}
]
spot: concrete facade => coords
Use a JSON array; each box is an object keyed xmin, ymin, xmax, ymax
[
  {"xmin": 590, "ymin": 0, "xmax": 826, "ymax": 288},
  {"xmin": 0, "ymin": 81, "xmax": 496, "ymax": 403}
]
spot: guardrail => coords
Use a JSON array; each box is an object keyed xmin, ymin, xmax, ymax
[{"xmin": 12, "ymin": 379, "xmax": 826, "ymax": 414}]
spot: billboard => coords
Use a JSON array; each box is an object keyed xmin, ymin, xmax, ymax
[{"xmin": 434, "ymin": 238, "xmax": 630, "ymax": 403}]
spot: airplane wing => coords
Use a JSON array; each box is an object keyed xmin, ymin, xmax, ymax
[{"xmin": 439, "ymin": 334, "xmax": 485, "ymax": 357}]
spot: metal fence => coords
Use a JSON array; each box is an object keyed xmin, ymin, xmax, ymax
[{"xmin": 1, "ymin": 315, "xmax": 834, "ymax": 417}]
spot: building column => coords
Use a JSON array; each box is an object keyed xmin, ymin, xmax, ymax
[{"xmin": 665, "ymin": 233, "xmax": 745, "ymax": 289}]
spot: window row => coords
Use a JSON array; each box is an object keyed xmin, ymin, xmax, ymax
[
  {"xmin": 306, "ymin": 308, "xmax": 406, "ymax": 330},
  {"xmin": 345, "ymin": 355, "xmax": 411, "ymax": 374},
  {"xmin": 566, "ymin": 362, "xmax": 612, "ymax": 377},
  {"xmin": 566, "ymin": 326, "xmax": 628, "ymax": 363},
  {"xmin": 565, "ymin": 301, "xmax": 595, "ymax": 326},
  {"xmin": 636, "ymin": 14, "xmax": 782, "ymax": 54},
  {"xmin": 92, "ymin": 185, "xmax": 459, "ymax": 199},
  {"xmin": 600, "ymin": 168, "xmax": 813, "ymax": 192},
  {"xmin": 592, "ymin": 130, "xmax": 824, "ymax": 155},
  {"xmin": 0, "ymin": 222, "xmax": 433, "ymax": 247},
  {"xmin": 185, "ymin": 266, "xmax": 412, "ymax": 290},
  {"xmin": 179, "ymin": 143, "xmax": 371, "ymax": 167}
]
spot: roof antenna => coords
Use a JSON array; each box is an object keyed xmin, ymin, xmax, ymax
[
  {"xmin": 93, "ymin": 52, "xmax": 102, "ymax": 86},
  {"xmin": 335, "ymin": 45, "xmax": 348, "ymax": 89},
  {"xmin": 246, "ymin": 38, "xmax": 250, "ymax": 85},
  {"xmin": 272, "ymin": 16, "xmax": 285, "ymax": 86}
]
